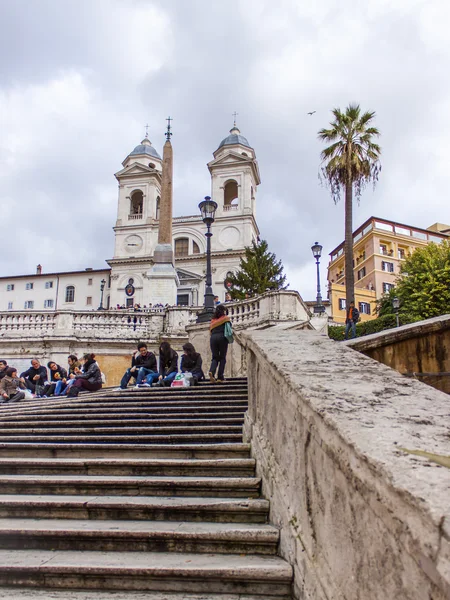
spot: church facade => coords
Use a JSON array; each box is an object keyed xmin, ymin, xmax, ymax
[{"xmin": 0, "ymin": 125, "xmax": 261, "ymax": 311}]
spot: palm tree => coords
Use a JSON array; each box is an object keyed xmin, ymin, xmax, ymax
[{"xmin": 318, "ymin": 104, "xmax": 381, "ymax": 307}]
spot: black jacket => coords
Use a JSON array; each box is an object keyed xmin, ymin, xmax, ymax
[
  {"xmin": 50, "ymin": 365, "xmax": 68, "ymax": 382},
  {"xmin": 20, "ymin": 365, "xmax": 48, "ymax": 386},
  {"xmin": 132, "ymin": 352, "xmax": 157, "ymax": 371},
  {"xmin": 346, "ymin": 307, "xmax": 360, "ymax": 324},
  {"xmin": 76, "ymin": 360, "xmax": 102, "ymax": 385},
  {"xmin": 159, "ymin": 350, "xmax": 178, "ymax": 377},
  {"xmin": 181, "ymin": 352, "xmax": 203, "ymax": 373}
]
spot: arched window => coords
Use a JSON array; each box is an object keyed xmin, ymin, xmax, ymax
[
  {"xmin": 65, "ymin": 285, "xmax": 75, "ymax": 303},
  {"xmin": 130, "ymin": 190, "xmax": 143, "ymax": 215},
  {"xmin": 175, "ymin": 238, "xmax": 189, "ymax": 257},
  {"xmin": 156, "ymin": 196, "xmax": 160, "ymax": 220},
  {"xmin": 224, "ymin": 180, "xmax": 238, "ymax": 207},
  {"xmin": 193, "ymin": 241, "xmax": 200, "ymax": 254}
]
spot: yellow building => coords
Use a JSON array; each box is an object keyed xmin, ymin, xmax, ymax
[{"xmin": 327, "ymin": 217, "xmax": 449, "ymax": 324}]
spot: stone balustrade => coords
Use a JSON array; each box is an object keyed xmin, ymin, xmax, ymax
[{"xmin": 0, "ymin": 312, "xmax": 58, "ymax": 334}]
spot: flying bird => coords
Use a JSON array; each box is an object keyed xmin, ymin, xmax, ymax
[{"xmin": 307, "ymin": 111, "xmax": 316, "ymax": 115}]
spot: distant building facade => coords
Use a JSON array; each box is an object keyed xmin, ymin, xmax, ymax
[
  {"xmin": 328, "ymin": 217, "xmax": 450, "ymax": 324},
  {"xmin": 0, "ymin": 124, "xmax": 261, "ymax": 311}
]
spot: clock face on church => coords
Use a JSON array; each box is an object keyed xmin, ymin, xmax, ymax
[{"xmin": 124, "ymin": 234, "xmax": 143, "ymax": 253}]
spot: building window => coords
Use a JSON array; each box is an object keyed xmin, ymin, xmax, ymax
[
  {"xmin": 126, "ymin": 297, "xmax": 134, "ymax": 308},
  {"xmin": 224, "ymin": 180, "xmax": 238, "ymax": 207},
  {"xmin": 26, "ymin": 282, "xmax": 34, "ymax": 290},
  {"xmin": 383, "ymin": 282, "xmax": 395, "ymax": 294},
  {"xmin": 359, "ymin": 302, "xmax": 371, "ymax": 315},
  {"xmin": 24, "ymin": 301, "xmax": 34, "ymax": 309},
  {"xmin": 175, "ymin": 238, "xmax": 189, "ymax": 257},
  {"xmin": 86, "ymin": 296, "xmax": 92, "ymax": 306},
  {"xmin": 398, "ymin": 248, "xmax": 405, "ymax": 259},
  {"xmin": 192, "ymin": 241, "xmax": 200, "ymax": 254},
  {"xmin": 338, "ymin": 298, "xmax": 346, "ymax": 310},
  {"xmin": 7, "ymin": 302, "xmax": 13, "ymax": 310},
  {"xmin": 156, "ymin": 196, "xmax": 160, "ymax": 220},
  {"xmin": 177, "ymin": 294, "xmax": 189, "ymax": 306},
  {"xmin": 379, "ymin": 244, "xmax": 387, "ymax": 255},
  {"xmin": 382, "ymin": 261, "xmax": 394, "ymax": 273},
  {"xmin": 45, "ymin": 281, "xmax": 53, "ymax": 289},
  {"xmin": 88, "ymin": 278, "xmax": 93, "ymax": 286},
  {"xmin": 357, "ymin": 267, "xmax": 366, "ymax": 280},
  {"xmin": 44, "ymin": 299, "xmax": 54, "ymax": 308},
  {"xmin": 6, "ymin": 284, "xmax": 14, "ymax": 291},
  {"xmin": 130, "ymin": 190, "xmax": 143, "ymax": 215},
  {"xmin": 65, "ymin": 286, "xmax": 75, "ymax": 303}
]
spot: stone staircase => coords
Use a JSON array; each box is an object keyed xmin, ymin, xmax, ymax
[{"xmin": 0, "ymin": 379, "xmax": 292, "ymax": 599}]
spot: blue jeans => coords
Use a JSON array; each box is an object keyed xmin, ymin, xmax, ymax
[
  {"xmin": 55, "ymin": 379, "xmax": 75, "ymax": 396},
  {"xmin": 161, "ymin": 371, "xmax": 177, "ymax": 386},
  {"xmin": 344, "ymin": 321, "xmax": 357, "ymax": 340},
  {"xmin": 136, "ymin": 368, "xmax": 159, "ymax": 385},
  {"xmin": 120, "ymin": 368, "xmax": 138, "ymax": 389}
]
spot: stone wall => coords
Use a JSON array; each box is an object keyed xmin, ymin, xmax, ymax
[
  {"xmin": 347, "ymin": 314, "xmax": 450, "ymax": 394},
  {"xmin": 240, "ymin": 329, "xmax": 449, "ymax": 600}
]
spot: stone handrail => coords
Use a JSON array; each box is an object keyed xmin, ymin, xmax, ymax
[
  {"xmin": 238, "ymin": 329, "xmax": 449, "ymax": 600},
  {"xmin": 0, "ymin": 312, "xmax": 58, "ymax": 333}
]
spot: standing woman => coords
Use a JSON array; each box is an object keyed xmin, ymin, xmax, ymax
[
  {"xmin": 209, "ymin": 304, "xmax": 231, "ymax": 383},
  {"xmin": 67, "ymin": 353, "xmax": 102, "ymax": 397},
  {"xmin": 157, "ymin": 342, "xmax": 178, "ymax": 387}
]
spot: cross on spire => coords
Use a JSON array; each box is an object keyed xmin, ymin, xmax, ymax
[
  {"xmin": 166, "ymin": 116, "xmax": 173, "ymax": 140},
  {"xmin": 232, "ymin": 111, "xmax": 239, "ymax": 127},
  {"xmin": 145, "ymin": 123, "xmax": 149, "ymax": 138}
]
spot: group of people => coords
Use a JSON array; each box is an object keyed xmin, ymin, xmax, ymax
[
  {"xmin": 114, "ymin": 303, "xmax": 169, "ymax": 312},
  {"xmin": 0, "ymin": 304, "xmax": 234, "ymax": 403},
  {"xmin": 0, "ymin": 354, "xmax": 103, "ymax": 405},
  {"xmin": 118, "ymin": 304, "xmax": 233, "ymax": 389}
]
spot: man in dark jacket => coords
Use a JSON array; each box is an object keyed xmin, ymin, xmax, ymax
[
  {"xmin": 344, "ymin": 301, "xmax": 360, "ymax": 340},
  {"xmin": 0, "ymin": 360, "xmax": 8, "ymax": 381},
  {"xmin": 20, "ymin": 359, "xmax": 48, "ymax": 393},
  {"xmin": 119, "ymin": 343, "xmax": 158, "ymax": 389}
]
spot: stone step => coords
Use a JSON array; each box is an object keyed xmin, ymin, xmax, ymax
[
  {"xmin": 0, "ymin": 550, "xmax": 292, "ymax": 596},
  {"xmin": 0, "ymin": 475, "xmax": 261, "ymax": 497},
  {"xmin": 0, "ymin": 417, "xmax": 245, "ymax": 429},
  {"xmin": 0, "ymin": 410, "xmax": 247, "ymax": 422},
  {"xmin": 0, "ymin": 442, "xmax": 251, "ymax": 459},
  {"xmin": 0, "ymin": 589, "xmax": 290, "ymax": 600},
  {"xmin": 0, "ymin": 519, "xmax": 279, "ymax": 554},
  {"xmin": 0, "ymin": 424, "xmax": 243, "ymax": 434},
  {"xmin": 0, "ymin": 457, "xmax": 255, "ymax": 477},
  {"xmin": 0, "ymin": 433, "xmax": 243, "ymax": 445},
  {"xmin": 0, "ymin": 495, "xmax": 269, "ymax": 523}
]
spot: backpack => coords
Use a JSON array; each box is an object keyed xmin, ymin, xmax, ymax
[{"xmin": 224, "ymin": 321, "xmax": 234, "ymax": 344}]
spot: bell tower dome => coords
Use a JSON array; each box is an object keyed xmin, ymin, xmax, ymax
[{"xmin": 208, "ymin": 123, "xmax": 261, "ymax": 221}]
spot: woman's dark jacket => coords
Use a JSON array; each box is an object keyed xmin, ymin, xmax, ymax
[
  {"xmin": 50, "ymin": 365, "xmax": 68, "ymax": 382},
  {"xmin": 76, "ymin": 361, "xmax": 102, "ymax": 385},
  {"xmin": 159, "ymin": 350, "xmax": 178, "ymax": 377},
  {"xmin": 180, "ymin": 353, "xmax": 203, "ymax": 374}
]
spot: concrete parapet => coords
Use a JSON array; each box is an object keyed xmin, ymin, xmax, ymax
[{"xmin": 240, "ymin": 329, "xmax": 449, "ymax": 600}]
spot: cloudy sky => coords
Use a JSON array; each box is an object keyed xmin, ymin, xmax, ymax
[{"xmin": 1, "ymin": 0, "xmax": 449, "ymax": 300}]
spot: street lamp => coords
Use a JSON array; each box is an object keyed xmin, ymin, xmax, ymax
[
  {"xmin": 392, "ymin": 296, "xmax": 400, "ymax": 327},
  {"xmin": 311, "ymin": 242, "xmax": 325, "ymax": 314},
  {"xmin": 197, "ymin": 196, "xmax": 218, "ymax": 323},
  {"xmin": 98, "ymin": 279, "xmax": 106, "ymax": 311}
]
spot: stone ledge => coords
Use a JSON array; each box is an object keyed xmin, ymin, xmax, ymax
[{"xmin": 240, "ymin": 329, "xmax": 450, "ymax": 600}]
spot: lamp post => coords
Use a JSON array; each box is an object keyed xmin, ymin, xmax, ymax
[
  {"xmin": 98, "ymin": 279, "xmax": 106, "ymax": 310},
  {"xmin": 197, "ymin": 196, "xmax": 218, "ymax": 323},
  {"xmin": 311, "ymin": 242, "xmax": 325, "ymax": 314},
  {"xmin": 392, "ymin": 296, "xmax": 400, "ymax": 327}
]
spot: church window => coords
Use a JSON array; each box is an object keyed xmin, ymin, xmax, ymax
[
  {"xmin": 193, "ymin": 241, "xmax": 200, "ymax": 254},
  {"xmin": 65, "ymin": 286, "xmax": 75, "ymax": 303},
  {"xmin": 126, "ymin": 298, "xmax": 134, "ymax": 308},
  {"xmin": 156, "ymin": 196, "xmax": 161, "ymax": 220},
  {"xmin": 224, "ymin": 180, "xmax": 238, "ymax": 207},
  {"xmin": 175, "ymin": 238, "xmax": 189, "ymax": 257},
  {"xmin": 130, "ymin": 190, "xmax": 143, "ymax": 215},
  {"xmin": 242, "ymin": 152, "xmax": 248, "ymax": 156},
  {"xmin": 149, "ymin": 162, "xmax": 155, "ymax": 169},
  {"xmin": 177, "ymin": 294, "xmax": 189, "ymax": 306}
]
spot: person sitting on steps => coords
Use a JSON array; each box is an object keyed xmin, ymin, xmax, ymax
[
  {"xmin": 119, "ymin": 343, "xmax": 158, "ymax": 390},
  {"xmin": 54, "ymin": 355, "xmax": 80, "ymax": 396},
  {"xmin": 67, "ymin": 353, "xmax": 102, "ymax": 397},
  {"xmin": 20, "ymin": 359, "xmax": 48, "ymax": 396},
  {"xmin": 209, "ymin": 304, "xmax": 232, "ymax": 383},
  {"xmin": 156, "ymin": 341, "xmax": 178, "ymax": 387},
  {"xmin": 0, "ymin": 360, "xmax": 8, "ymax": 381},
  {"xmin": 42, "ymin": 361, "xmax": 68, "ymax": 397},
  {"xmin": 0, "ymin": 367, "xmax": 26, "ymax": 404},
  {"xmin": 180, "ymin": 343, "xmax": 205, "ymax": 385}
]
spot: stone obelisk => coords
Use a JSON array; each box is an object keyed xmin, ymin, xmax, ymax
[{"xmin": 148, "ymin": 118, "xmax": 179, "ymax": 305}]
